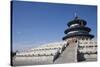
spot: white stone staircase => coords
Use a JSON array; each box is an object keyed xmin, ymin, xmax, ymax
[{"xmin": 54, "ymin": 42, "xmax": 78, "ymax": 63}]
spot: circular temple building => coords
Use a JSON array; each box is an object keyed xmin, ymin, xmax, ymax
[{"xmin": 62, "ymin": 16, "xmax": 94, "ymax": 41}]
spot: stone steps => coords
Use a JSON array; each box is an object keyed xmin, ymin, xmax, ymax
[{"xmin": 54, "ymin": 43, "xmax": 78, "ymax": 64}]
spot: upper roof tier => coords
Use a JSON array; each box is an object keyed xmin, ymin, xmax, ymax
[{"xmin": 67, "ymin": 16, "xmax": 87, "ymax": 27}]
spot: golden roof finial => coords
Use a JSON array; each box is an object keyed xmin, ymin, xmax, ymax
[{"xmin": 74, "ymin": 10, "xmax": 79, "ymax": 19}]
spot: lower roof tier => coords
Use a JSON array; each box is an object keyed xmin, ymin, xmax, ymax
[
  {"xmin": 62, "ymin": 33, "xmax": 94, "ymax": 40},
  {"xmin": 64, "ymin": 26, "xmax": 91, "ymax": 34}
]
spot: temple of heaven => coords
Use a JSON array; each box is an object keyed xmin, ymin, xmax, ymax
[{"xmin": 62, "ymin": 16, "xmax": 94, "ymax": 40}]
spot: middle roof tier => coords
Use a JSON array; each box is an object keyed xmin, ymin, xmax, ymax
[{"xmin": 64, "ymin": 26, "xmax": 91, "ymax": 34}]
